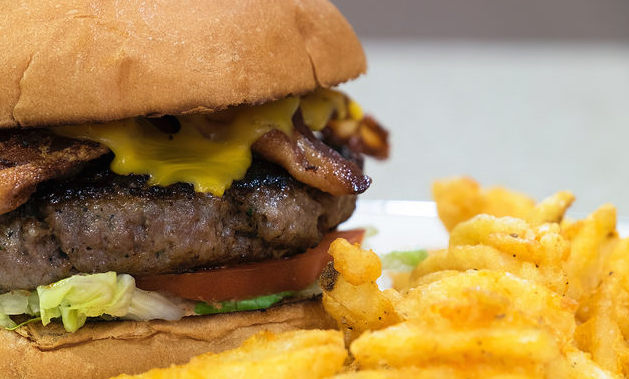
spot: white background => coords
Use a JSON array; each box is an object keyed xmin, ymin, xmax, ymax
[
  {"xmin": 332, "ymin": 0, "xmax": 629, "ymax": 216},
  {"xmin": 339, "ymin": 41, "xmax": 629, "ymax": 216}
]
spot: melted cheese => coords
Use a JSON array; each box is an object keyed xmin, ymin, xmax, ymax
[
  {"xmin": 53, "ymin": 90, "xmax": 356, "ymax": 196},
  {"xmin": 348, "ymin": 99, "xmax": 364, "ymax": 121},
  {"xmin": 300, "ymin": 88, "xmax": 348, "ymax": 131}
]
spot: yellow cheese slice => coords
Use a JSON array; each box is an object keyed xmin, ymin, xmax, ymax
[{"xmin": 53, "ymin": 89, "xmax": 356, "ymax": 196}]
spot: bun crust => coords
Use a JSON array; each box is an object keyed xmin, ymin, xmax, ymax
[
  {"xmin": 0, "ymin": 0, "xmax": 365, "ymax": 128},
  {"xmin": 0, "ymin": 299, "xmax": 336, "ymax": 378}
]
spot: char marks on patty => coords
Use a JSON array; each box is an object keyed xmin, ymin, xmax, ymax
[{"xmin": 0, "ymin": 157, "xmax": 356, "ymax": 291}]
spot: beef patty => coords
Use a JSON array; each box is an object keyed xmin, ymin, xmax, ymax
[{"xmin": 0, "ymin": 158, "xmax": 356, "ymax": 291}]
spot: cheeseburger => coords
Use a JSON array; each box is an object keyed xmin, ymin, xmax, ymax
[{"xmin": 0, "ymin": 0, "xmax": 388, "ymax": 377}]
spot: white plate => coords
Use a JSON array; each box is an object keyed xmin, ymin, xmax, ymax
[
  {"xmin": 342, "ymin": 200, "xmax": 449, "ymax": 254},
  {"xmin": 343, "ymin": 200, "xmax": 629, "ymax": 255}
]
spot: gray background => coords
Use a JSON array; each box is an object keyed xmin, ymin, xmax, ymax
[
  {"xmin": 331, "ymin": 0, "xmax": 629, "ymax": 216},
  {"xmin": 332, "ymin": 0, "xmax": 629, "ymax": 41}
]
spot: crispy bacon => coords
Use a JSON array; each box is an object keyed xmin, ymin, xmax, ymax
[
  {"xmin": 322, "ymin": 115, "xmax": 389, "ymax": 160},
  {"xmin": 0, "ymin": 109, "xmax": 380, "ymax": 215},
  {"xmin": 253, "ymin": 117, "xmax": 371, "ymax": 196},
  {"xmin": 0, "ymin": 129, "xmax": 108, "ymax": 215}
]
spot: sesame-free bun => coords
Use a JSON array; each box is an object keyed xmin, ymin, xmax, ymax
[
  {"xmin": 0, "ymin": 299, "xmax": 336, "ymax": 379},
  {"xmin": 0, "ymin": 0, "xmax": 365, "ymax": 128}
]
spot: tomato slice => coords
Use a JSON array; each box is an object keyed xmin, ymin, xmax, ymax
[{"xmin": 135, "ymin": 229, "xmax": 365, "ymax": 303}]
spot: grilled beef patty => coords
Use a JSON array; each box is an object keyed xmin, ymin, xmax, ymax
[{"xmin": 0, "ymin": 158, "xmax": 356, "ymax": 291}]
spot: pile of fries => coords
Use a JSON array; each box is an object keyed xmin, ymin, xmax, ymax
[{"xmin": 117, "ymin": 177, "xmax": 629, "ymax": 378}]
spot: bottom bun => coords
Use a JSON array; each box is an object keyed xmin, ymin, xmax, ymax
[{"xmin": 1, "ymin": 298, "xmax": 336, "ymax": 379}]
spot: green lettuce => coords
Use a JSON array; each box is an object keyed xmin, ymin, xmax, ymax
[
  {"xmin": 0, "ymin": 272, "xmax": 184, "ymax": 333},
  {"xmin": 0, "ymin": 290, "xmax": 33, "ymax": 315},
  {"xmin": 381, "ymin": 249, "xmax": 428, "ymax": 271},
  {"xmin": 2, "ymin": 272, "xmax": 310, "ymax": 332},
  {"xmin": 0, "ymin": 290, "xmax": 37, "ymax": 329},
  {"xmin": 125, "ymin": 288, "xmax": 185, "ymax": 322},
  {"xmin": 38, "ymin": 272, "xmax": 136, "ymax": 332},
  {"xmin": 0, "ymin": 314, "xmax": 16, "ymax": 329},
  {"xmin": 194, "ymin": 291, "xmax": 295, "ymax": 315}
]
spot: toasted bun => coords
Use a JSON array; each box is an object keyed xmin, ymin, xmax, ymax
[
  {"xmin": 0, "ymin": 299, "xmax": 336, "ymax": 379},
  {"xmin": 0, "ymin": 0, "xmax": 366, "ymax": 128}
]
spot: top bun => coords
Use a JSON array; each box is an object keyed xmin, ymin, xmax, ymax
[{"xmin": 0, "ymin": 0, "xmax": 366, "ymax": 128}]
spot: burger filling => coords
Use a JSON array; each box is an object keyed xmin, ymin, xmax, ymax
[{"xmin": 0, "ymin": 89, "xmax": 387, "ymax": 332}]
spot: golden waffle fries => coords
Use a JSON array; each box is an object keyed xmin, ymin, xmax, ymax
[{"xmin": 120, "ymin": 177, "xmax": 629, "ymax": 378}]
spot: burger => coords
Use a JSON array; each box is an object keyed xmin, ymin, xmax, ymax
[{"xmin": 0, "ymin": 0, "xmax": 388, "ymax": 377}]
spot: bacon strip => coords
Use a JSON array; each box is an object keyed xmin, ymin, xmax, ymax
[
  {"xmin": 0, "ymin": 129, "xmax": 108, "ymax": 215},
  {"xmin": 323, "ymin": 115, "xmax": 390, "ymax": 160},
  {"xmin": 253, "ymin": 119, "xmax": 371, "ymax": 196},
  {"xmin": 0, "ymin": 112, "xmax": 375, "ymax": 215}
]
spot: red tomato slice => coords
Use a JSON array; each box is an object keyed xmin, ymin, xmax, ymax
[{"xmin": 135, "ymin": 229, "xmax": 365, "ymax": 303}]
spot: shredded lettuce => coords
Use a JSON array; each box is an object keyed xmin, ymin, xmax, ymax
[
  {"xmin": 0, "ymin": 291, "xmax": 36, "ymax": 329},
  {"xmin": 0, "ymin": 290, "xmax": 33, "ymax": 315},
  {"xmin": 0, "ymin": 272, "xmax": 183, "ymax": 333},
  {"xmin": 381, "ymin": 249, "xmax": 428, "ymax": 271},
  {"xmin": 27, "ymin": 291, "xmax": 40, "ymax": 314},
  {"xmin": 194, "ymin": 291, "xmax": 295, "ymax": 315},
  {"xmin": 38, "ymin": 272, "xmax": 136, "ymax": 332},
  {"xmin": 1, "ymin": 272, "xmax": 315, "ymax": 332},
  {"xmin": 125, "ymin": 288, "xmax": 185, "ymax": 321},
  {"xmin": 4, "ymin": 317, "xmax": 42, "ymax": 331},
  {"xmin": 0, "ymin": 314, "xmax": 16, "ymax": 329}
]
